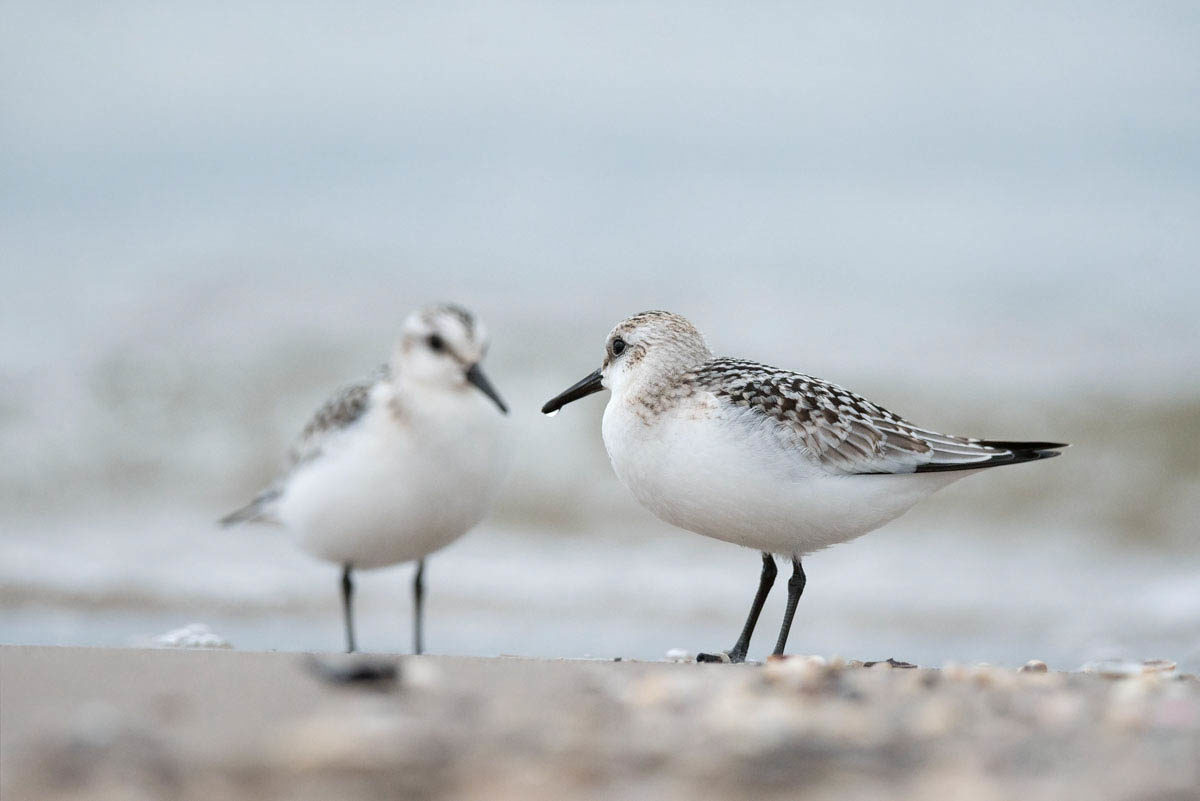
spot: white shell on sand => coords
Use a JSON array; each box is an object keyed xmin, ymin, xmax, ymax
[{"xmin": 150, "ymin": 623, "xmax": 231, "ymax": 649}]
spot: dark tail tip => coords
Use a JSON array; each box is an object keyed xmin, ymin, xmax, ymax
[
  {"xmin": 218, "ymin": 506, "xmax": 255, "ymax": 527},
  {"xmin": 978, "ymin": 440, "xmax": 1069, "ymax": 452},
  {"xmin": 218, "ymin": 503, "xmax": 260, "ymax": 527},
  {"xmin": 914, "ymin": 439, "xmax": 1068, "ymax": 473},
  {"xmin": 219, "ymin": 487, "xmax": 281, "ymax": 527},
  {"xmin": 980, "ymin": 439, "xmax": 1069, "ymax": 465}
]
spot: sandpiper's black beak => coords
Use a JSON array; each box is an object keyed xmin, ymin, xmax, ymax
[
  {"xmin": 466, "ymin": 363, "xmax": 508, "ymax": 414},
  {"xmin": 541, "ymin": 369, "xmax": 604, "ymax": 415}
]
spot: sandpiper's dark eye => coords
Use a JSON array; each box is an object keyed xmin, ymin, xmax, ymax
[
  {"xmin": 427, "ymin": 334, "xmax": 445, "ymax": 352},
  {"xmin": 611, "ymin": 338, "xmax": 626, "ymax": 356}
]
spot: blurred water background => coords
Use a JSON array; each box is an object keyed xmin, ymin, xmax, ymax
[{"xmin": 2, "ymin": 2, "xmax": 1198, "ymax": 670}]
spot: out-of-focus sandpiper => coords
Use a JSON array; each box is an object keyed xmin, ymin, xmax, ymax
[
  {"xmin": 223, "ymin": 304, "xmax": 512, "ymax": 653},
  {"xmin": 542, "ymin": 310, "xmax": 1065, "ymax": 663}
]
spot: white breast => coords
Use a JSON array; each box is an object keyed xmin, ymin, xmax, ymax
[
  {"xmin": 279, "ymin": 383, "xmax": 511, "ymax": 569},
  {"xmin": 601, "ymin": 393, "xmax": 968, "ymax": 556}
]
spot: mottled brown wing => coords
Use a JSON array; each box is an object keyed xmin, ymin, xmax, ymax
[
  {"xmin": 288, "ymin": 378, "xmax": 378, "ymax": 468},
  {"xmin": 221, "ymin": 367, "xmax": 388, "ymax": 527},
  {"xmin": 693, "ymin": 359, "xmax": 1012, "ymax": 475}
]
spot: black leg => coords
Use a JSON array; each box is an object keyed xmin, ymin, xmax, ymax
[
  {"xmin": 698, "ymin": 552, "xmax": 777, "ymax": 663},
  {"xmin": 341, "ymin": 563, "xmax": 356, "ymax": 653},
  {"xmin": 772, "ymin": 557, "xmax": 806, "ymax": 656},
  {"xmin": 413, "ymin": 558, "xmax": 426, "ymax": 655}
]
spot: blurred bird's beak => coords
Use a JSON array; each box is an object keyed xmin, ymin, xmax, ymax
[
  {"xmin": 541, "ymin": 369, "xmax": 604, "ymax": 415},
  {"xmin": 466, "ymin": 364, "xmax": 508, "ymax": 414}
]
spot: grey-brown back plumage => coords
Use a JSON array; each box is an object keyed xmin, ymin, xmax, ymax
[
  {"xmin": 691, "ymin": 358, "xmax": 1065, "ymax": 475},
  {"xmin": 219, "ymin": 368, "xmax": 387, "ymax": 526},
  {"xmin": 288, "ymin": 371, "xmax": 384, "ymax": 468}
]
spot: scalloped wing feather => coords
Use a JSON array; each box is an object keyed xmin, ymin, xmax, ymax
[{"xmin": 692, "ymin": 358, "xmax": 1014, "ymax": 476}]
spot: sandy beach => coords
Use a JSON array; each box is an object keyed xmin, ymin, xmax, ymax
[{"xmin": 2, "ymin": 646, "xmax": 1197, "ymax": 801}]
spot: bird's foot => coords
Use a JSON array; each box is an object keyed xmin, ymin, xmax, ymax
[{"xmin": 696, "ymin": 649, "xmax": 746, "ymax": 664}]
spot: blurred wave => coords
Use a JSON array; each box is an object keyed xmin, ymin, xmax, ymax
[{"xmin": 1, "ymin": 273, "xmax": 1196, "ymax": 548}]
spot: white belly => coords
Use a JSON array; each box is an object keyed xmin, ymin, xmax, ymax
[
  {"xmin": 279, "ymin": 389, "xmax": 511, "ymax": 569},
  {"xmin": 602, "ymin": 396, "xmax": 968, "ymax": 556}
]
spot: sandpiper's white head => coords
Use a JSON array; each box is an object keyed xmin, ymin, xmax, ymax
[
  {"xmin": 599, "ymin": 311, "xmax": 712, "ymax": 396},
  {"xmin": 542, "ymin": 311, "xmax": 711, "ymax": 414},
  {"xmin": 396, "ymin": 304, "xmax": 507, "ymax": 413}
]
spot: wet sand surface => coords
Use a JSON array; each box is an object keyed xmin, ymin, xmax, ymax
[{"xmin": 2, "ymin": 646, "xmax": 1198, "ymax": 801}]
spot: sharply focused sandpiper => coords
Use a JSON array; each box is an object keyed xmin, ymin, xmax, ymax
[
  {"xmin": 222, "ymin": 304, "xmax": 512, "ymax": 654},
  {"xmin": 542, "ymin": 311, "xmax": 1066, "ymax": 663}
]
